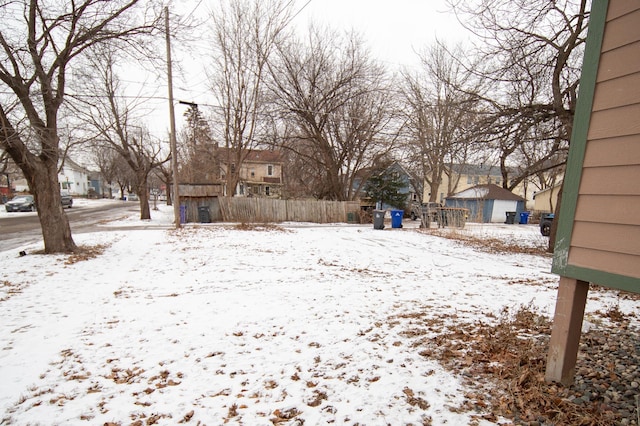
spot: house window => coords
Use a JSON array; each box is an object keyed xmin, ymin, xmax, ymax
[
  {"xmin": 267, "ymin": 165, "xmax": 274, "ymax": 176},
  {"xmin": 467, "ymin": 176, "xmax": 472, "ymax": 184},
  {"xmin": 250, "ymin": 169, "xmax": 255, "ymax": 178},
  {"xmin": 474, "ymin": 176, "xmax": 479, "ymax": 185},
  {"xmin": 265, "ymin": 186, "xmax": 270, "ymax": 196}
]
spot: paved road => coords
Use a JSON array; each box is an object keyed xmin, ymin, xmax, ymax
[{"xmin": 0, "ymin": 200, "xmax": 143, "ymax": 251}]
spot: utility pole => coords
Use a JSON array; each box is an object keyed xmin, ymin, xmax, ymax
[{"xmin": 165, "ymin": 6, "xmax": 181, "ymax": 228}]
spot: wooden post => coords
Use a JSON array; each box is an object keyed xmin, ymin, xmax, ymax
[{"xmin": 545, "ymin": 276, "xmax": 589, "ymax": 385}]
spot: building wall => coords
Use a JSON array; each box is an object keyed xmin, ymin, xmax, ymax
[
  {"xmin": 237, "ymin": 161, "xmax": 283, "ymax": 198},
  {"xmin": 424, "ymin": 167, "xmax": 537, "ymax": 209},
  {"xmin": 553, "ymin": 1, "xmax": 640, "ymax": 289},
  {"xmin": 58, "ymin": 162, "xmax": 89, "ymax": 196},
  {"xmin": 533, "ymin": 185, "xmax": 563, "ymax": 213}
]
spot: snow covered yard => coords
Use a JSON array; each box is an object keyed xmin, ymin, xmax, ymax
[{"xmin": 1, "ymin": 205, "xmax": 637, "ymax": 425}]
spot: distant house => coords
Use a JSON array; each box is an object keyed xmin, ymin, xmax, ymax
[
  {"xmin": 87, "ymin": 172, "xmax": 105, "ymax": 198},
  {"xmin": 6, "ymin": 156, "xmax": 90, "ymax": 196},
  {"xmin": 217, "ymin": 148, "xmax": 285, "ymax": 198},
  {"xmin": 426, "ymin": 163, "xmax": 551, "ymax": 210},
  {"xmin": 533, "ymin": 182, "xmax": 563, "ymax": 213},
  {"xmin": 425, "ymin": 164, "xmax": 503, "ymax": 203},
  {"xmin": 58, "ymin": 157, "xmax": 90, "ymax": 196},
  {"xmin": 445, "ymin": 184, "xmax": 526, "ymax": 223}
]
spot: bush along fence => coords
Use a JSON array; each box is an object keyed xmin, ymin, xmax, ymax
[{"xmin": 215, "ymin": 197, "xmax": 361, "ymax": 224}]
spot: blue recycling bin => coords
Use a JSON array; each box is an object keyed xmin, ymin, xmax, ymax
[
  {"xmin": 519, "ymin": 211, "xmax": 530, "ymax": 224},
  {"xmin": 180, "ymin": 204, "xmax": 187, "ymax": 224},
  {"xmin": 391, "ymin": 210, "xmax": 403, "ymax": 228}
]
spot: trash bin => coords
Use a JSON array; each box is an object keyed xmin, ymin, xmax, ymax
[
  {"xmin": 198, "ymin": 206, "xmax": 211, "ymax": 223},
  {"xmin": 519, "ymin": 211, "xmax": 530, "ymax": 224},
  {"xmin": 505, "ymin": 211, "xmax": 516, "ymax": 224},
  {"xmin": 347, "ymin": 212, "xmax": 356, "ymax": 224},
  {"xmin": 373, "ymin": 210, "xmax": 385, "ymax": 230},
  {"xmin": 180, "ymin": 204, "xmax": 187, "ymax": 224},
  {"xmin": 391, "ymin": 210, "xmax": 403, "ymax": 228},
  {"xmin": 540, "ymin": 213, "xmax": 554, "ymax": 236}
]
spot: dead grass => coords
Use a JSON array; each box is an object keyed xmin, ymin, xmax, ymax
[
  {"xmin": 0, "ymin": 280, "xmax": 24, "ymax": 302},
  {"xmin": 28, "ymin": 244, "xmax": 110, "ymax": 265},
  {"xmin": 232, "ymin": 223, "xmax": 291, "ymax": 233},
  {"xmin": 63, "ymin": 244, "xmax": 109, "ymax": 265},
  {"xmin": 419, "ymin": 228, "xmax": 549, "ymax": 256},
  {"xmin": 400, "ymin": 304, "xmax": 628, "ymax": 425}
]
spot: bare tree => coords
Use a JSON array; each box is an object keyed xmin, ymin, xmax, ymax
[
  {"xmin": 450, "ymin": 0, "xmax": 589, "ymax": 249},
  {"xmin": 74, "ymin": 48, "xmax": 169, "ymax": 220},
  {"xmin": 112, "ymin": 155, "xmax": 136, "ymax": 201},
  {"xmin": 0, "ymin": 1, "xmax": 161, "ymax": 253},
  {"xmin": 208, "ymin": 0, "xmax": 292, "ymax": 196},
  {"xmin": 269, "ymin": 26, "xmax": 397, "ymax": 201},
  {"xmin": 401, "ymin": 43, "xmax": 482, "ymax": 203},
  {"xmin": 92, "ymin": 144, "xmax": 120, "ymax": 199},
  {"xmin": 154, "ymin": 162, "xmax": 174, "ymax": 205}
]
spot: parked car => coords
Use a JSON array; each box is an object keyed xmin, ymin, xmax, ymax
[
  {"xmin": 61, "ymin": 193, "xmax": 73, "ymax": 208},
  {"xmin": 5, "ymin": 195, "xmax": 36, "ymax": 212},
  {"xmin": 410, "ymin": 202, "xmax": 442, "ymax": 221},
  {"xmin": 540, "ymin": 213, "xmax": 554, "ymax": 236}
]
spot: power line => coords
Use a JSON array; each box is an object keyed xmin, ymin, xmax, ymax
[{"xmin": 183, "ymin": 0, "xmax": 205, "ymax": 23}]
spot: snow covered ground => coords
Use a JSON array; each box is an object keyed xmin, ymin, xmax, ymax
[{"xmin": 0, "ymin": 202, "xmax": 636, "ymax": 425}]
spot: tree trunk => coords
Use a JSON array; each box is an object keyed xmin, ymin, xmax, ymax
[
  {"xmin": 31, "ymin": 162, "xmax": 77, "ymax": 254},
  {"xmin": 1, "ymin": 111, "xmax": 76, "ymax": 254},
  {"xmin": 136, "ymin": 170, "xmax": 151, "ymax": 220},
  {"xmin": 166, "ymin": 183, "xmax": 173, "ymax": 206},
  {"xmin": 428, "ymin": 178, "xmax": 441, "ymax": 202},
  {"xmin": 139, "ymin": 189, "xmax": 151, "ymax": 219},
  {"xmin": 226, "ymin": 172, "xmax": 239, "ymax": 197}
]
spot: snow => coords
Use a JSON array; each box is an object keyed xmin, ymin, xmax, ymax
[{"xmin": 0, "ymin": 201, "xmax": 637, "ymax": 425}]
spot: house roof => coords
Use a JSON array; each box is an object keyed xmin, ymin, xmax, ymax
[
  {"xmin": 447, "ymin": 184, "xmax": 525, "ymax": 201},
  {"xmin": 216, "ymin": 147, "xmax": 284, "ymax": 164},
  {"xmin": 244, "ymin": 149, "xmax": 283, "ymax": 163},
  {"xmin": 59, "ymin": 157, "xmax": 90, "ymax": 174}
]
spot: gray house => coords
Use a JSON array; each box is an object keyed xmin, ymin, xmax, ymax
[{"xmin": 445, "ymin": 184, "xmax": 525, "ymax": 223}]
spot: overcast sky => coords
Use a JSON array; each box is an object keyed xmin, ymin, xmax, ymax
[
  {"xmin": 141, "ymin": 0, "xmax": 471, "ymax": 138},
  {"xmin": 290, "ymin": 0, "xmax": 469, "ymax": 69}
]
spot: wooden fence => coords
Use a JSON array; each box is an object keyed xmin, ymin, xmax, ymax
[{"xmin": 217, "ymin": 197, "xmax": 361, "ymax": 224}]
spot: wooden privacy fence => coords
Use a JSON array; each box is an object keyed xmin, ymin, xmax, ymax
[{"xmin": 217, "ymin": 197, "xmax": 361, "ymax": 224}]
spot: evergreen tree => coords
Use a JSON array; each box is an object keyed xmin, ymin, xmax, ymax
[{"xmin": 364, "ymin": 169, "xmax": 408, "ymax": 210}]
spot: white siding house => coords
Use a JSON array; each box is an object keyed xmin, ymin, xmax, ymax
[{"xmin": 58, "ymin": 158, "xmax": 90, "ymax": 196}]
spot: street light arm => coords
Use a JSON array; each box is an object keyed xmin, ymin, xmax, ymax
[{"xmin": 178, "ymin": 101, "xmax": 198, "ymax": 109}]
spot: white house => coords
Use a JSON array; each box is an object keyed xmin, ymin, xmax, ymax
[{"xmin": 58, "ymin": 158, "xmax": 90, "ymax": 196}]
